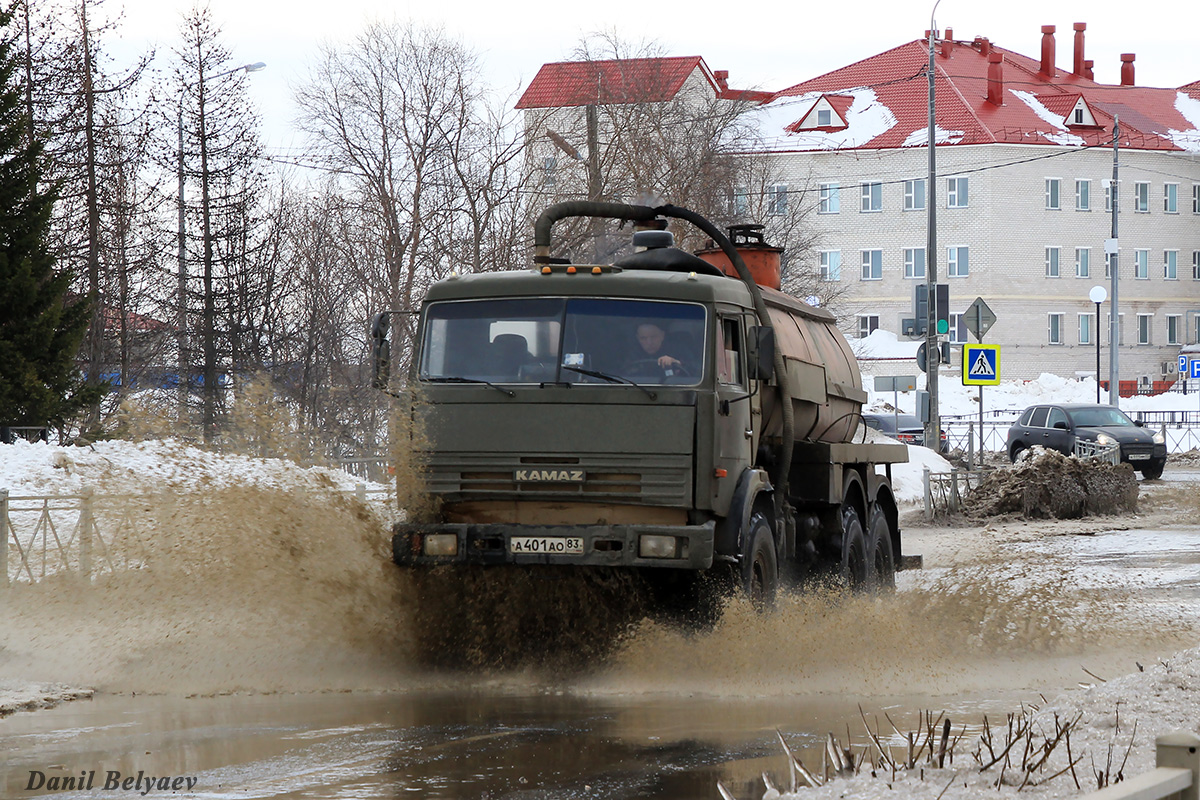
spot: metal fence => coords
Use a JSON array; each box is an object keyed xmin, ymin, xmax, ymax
[
  {"xmin": 2, "ymin": 485, "xmax": 392, "ymax": 586},
  {"xmin": 942, "ymin": 416, "xmax": 1200, "ymax": 456}
]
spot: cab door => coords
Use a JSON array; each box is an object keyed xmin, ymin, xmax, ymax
[
  {"xmin": 713, "ymin": 313, "xmax": 752, "ymax": 513},
  {"xmin": 1044, "ymin": 407, "xmax": 1072, "ymax": 454}
]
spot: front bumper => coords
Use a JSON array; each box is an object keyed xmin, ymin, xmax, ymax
[{"xmin": 392, "ymin": 521, "xmax": 715, "ymax": 569}]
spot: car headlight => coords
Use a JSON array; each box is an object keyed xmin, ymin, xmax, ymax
[
  {"xmin": 1152, "ymin": 429, "xmax": 1166, "ymax": 444},
  {"xmin": 1096, "ymin": 433, "xmax": 1116, "ymax": 446}
]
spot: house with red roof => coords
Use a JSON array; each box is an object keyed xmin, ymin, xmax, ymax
[
  {"xmin": 516, "ymin": 56, "xmax": 770, "ymax": 249},
  {"xmin": 755, "ymin": 23, "xmax": 1200, "ymax": 384}
]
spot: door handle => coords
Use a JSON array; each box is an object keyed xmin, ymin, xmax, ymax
[{"xmin": 744, "ymin": 429, "xmax": 753, "ymax": 439}]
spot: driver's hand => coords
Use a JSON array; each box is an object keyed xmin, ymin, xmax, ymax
[{"xmin": 658, "ymin": 355, "xmax": 681, "ymax": 368}]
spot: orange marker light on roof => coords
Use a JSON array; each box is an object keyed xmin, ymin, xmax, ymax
[
  {"xmin": 592, "ymin": 266, "xmax": 602, "ymax": 274},
  {"xmin": 541, "ymin": 266, "xmax": 552, "ymax": 274},
  {"xmin": 567, "ymin": 266, "xmax": 577, "ymax": 274}
]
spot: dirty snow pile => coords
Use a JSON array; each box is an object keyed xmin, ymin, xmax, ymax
[
  {"xmin": 0, "ymin": 437, "xmax": 384, "ymax": 497},
  {"xmin": 767, "ymin": 646, "xmax": 1200, "ymax": 800}
]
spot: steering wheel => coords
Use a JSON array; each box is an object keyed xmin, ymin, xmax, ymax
[{"xmin": 626, "ymin": 358, "xmax": 689, "ymax": 376}]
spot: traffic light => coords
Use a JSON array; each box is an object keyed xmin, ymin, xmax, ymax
[{"xmin": 914, "ymin": 284, "xmax": 950, "ymax": 336}]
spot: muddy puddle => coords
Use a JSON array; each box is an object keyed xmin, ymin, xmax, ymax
[{"xmin": 3, "ymin": 477, "xmax": 1200, "ymax": 797}]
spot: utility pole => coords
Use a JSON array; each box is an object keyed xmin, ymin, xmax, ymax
[
  {"xmin": 586, "ymin": 104, "xmax": 602, "ymax": 261},
  {"xmin": 1108, "ymin": 116, "xmax": 1120, "ymax": 406},
  {"xmin": 924, "ymin": 12, "xmax": 941, "ymax": 448}
]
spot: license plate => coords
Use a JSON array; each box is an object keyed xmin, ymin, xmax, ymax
[
  {"xmin": 509, "ymin": 536, "xmax": 584, "ymax": 555},
  {"xmin": 1128, "ymin": 453, "xmax": 1151, "ymax": 461}
]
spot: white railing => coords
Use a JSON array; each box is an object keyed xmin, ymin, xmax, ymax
[
  {"xmin": 1, "ymin": 485, "xmax": 391, "ymax": 586},
  {"xmin": 1074, "ymin": 439, "xmax": 1121, "ymax": 465},
  {"xmin": 1080, "ymin": 732, "xmax": 1198, "ymax": 800}
]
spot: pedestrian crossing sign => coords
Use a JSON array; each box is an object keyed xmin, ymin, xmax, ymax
[{"xmin": 962, "ymin": 344, "xmax": 1001, "ymax": 386}]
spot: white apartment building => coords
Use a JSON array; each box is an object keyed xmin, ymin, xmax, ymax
[{"xmin": 757, "ymin": 24, "xmax": 1200, "ymax": 384}]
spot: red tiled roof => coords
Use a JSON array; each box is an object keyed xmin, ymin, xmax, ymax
[
  {"xmin": 517, "ymin": 56, "xmax": 708, "ymax": 109},
  {"xmin": 764, "ymin": 36, "xmax": 1200, "ymax": 153},
  {"xmin": 516, "ymin": 56, "xmax": 770, "ymax": 109}
]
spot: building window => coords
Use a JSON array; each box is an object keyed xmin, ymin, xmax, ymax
[
  {"xmin": 1105, "ymin": 182, "xmax": 1115, "ymax": 212},
  {"xmin": 948, "ymin": 313, "xmax": 968, "ymax": 344},
  {"xmin": 1134, "ymin": 249, "xmax": 1149, "ymax": 279},
  {"xmin": 860, "ymin": 249, "xmax": 882, "ymax": 280},
  {"xmin": 857, "ymin": 315, "xmax": 879, "ymax": 338},
  {"xmin": 903, "ymin": 247, "xmax": 926, "ymax": 279},
  {"xmin": 1075, "ymin": 179, "xmax": 1090, "ymax": 211},
  {"xmin": 818, "ymin": 182, "xmax": 840, "ymax": 214},
  {"xmin": 1075, "ymin": 247, "xmax": 1090, "ymax": 278},
  {"xmin": 1164, "ymin": 250, "xmax": 1178, "ymax": 280},
  {"xmin": 1048, "ymin": 313, "xmax": 1064, "ymax": 345},
  {"xmin": 1165, "ymin": 183, "xmax": 1179, "ymax": 213},
  {"xmin": 860, "ymin": 182, "xmax": 882, "ymax": 212},
  {"xmin": 904, "ymin": 179, "xmax": 926, "ymax": 210},
  {"xmin": 1045, "ymin": 178, "xmax": 1061, "ymax": 210},
  {"xmin": 1194, "ymin": 184, "xmax": 1200, "ymax": 214},
  {"xmin": 1167, "ymin": 315, "xmax": 1182, "ymax": 345},
  {"xmin": 819, "ymin": 250, "xmax": 841, "ymax": 281},
  {"xmin": 1105, "ymin": 252, "xmax": 1113, "ymax": 280},
  {"xmin": 1194, "ymin": 251, "xmax": 1200, "ymax": 281},
  {"xmin": 767, "ymin": 184, "xmax": 788, "ymax": 216},
  {"xmin": 1134, "ymin": 181, "xmax": 1149, "ymax": 212},
  {"xmin": 947, "ymin": 246, "xmax": 968, "ymax": 277},
  {"xmin": 1078, "ymin": 313, "xmax": 1093, "ymax": 345},
  {"xmin": 947, "ymin": 177, "xmax": 968, "ymax": 208},
  {"xmin": 817, "ymin": 108, "xmax": 832, "ymax": 126},
  {"xmin": 731, "ymin": 186, "xmax": 748, "ymax": 215},
  {"xmin": 1137, "ymin": 313, "xmax": 1152, "ymax": 345},
  {"xmin": 542, "ymin": 156, "xmax": 557, "ymax": 187},
  {"xmin": 1045, "ymin": 247, "xmax": 1061, "ymax": 277}
]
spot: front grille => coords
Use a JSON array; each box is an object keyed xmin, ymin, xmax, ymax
[{"xmin": 427, "ymin": 453, "xmax": 692, "ymax": 507}]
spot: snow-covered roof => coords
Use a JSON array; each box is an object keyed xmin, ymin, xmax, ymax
[{"xmin": 758, "ymin": 35, "xmax": 1200, "ymax": 153}]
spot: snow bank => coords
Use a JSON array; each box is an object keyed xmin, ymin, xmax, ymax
[{"xmin": 0, "ymin": 438, "xmax": 385, "ymax": 497}]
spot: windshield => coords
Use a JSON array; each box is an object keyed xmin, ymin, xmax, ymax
[
  {"xmin": 420, "ymin": 297, "xmax": 706, "ymax": 386},
  {"xmin": 1068, "ymin": 407, "xmax": 1135, "ymax": 427}
]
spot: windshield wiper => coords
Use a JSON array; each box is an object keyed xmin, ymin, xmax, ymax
[
  {"xmin": 561, "ymin": 366, "xmax": 657, "ymax": 400},
  {"xmin": 424, "ymin": 376, "xmax": 515, "ymax": 397}
]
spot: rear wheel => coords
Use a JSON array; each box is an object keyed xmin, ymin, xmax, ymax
[
  {"xmin": 866, "ymin": 504, "xmax": 896, "ymax": 592},
  {"xmin": 838, "ymin": 504, "xmax": 869, "ymax": 590},
  {"xmin": 741, "ymin": 512, "xmax": 778, "ymax": 609},
  {"xmin": 1009, "ymin": 443, "xmax": 1026, "ymax": 463}
]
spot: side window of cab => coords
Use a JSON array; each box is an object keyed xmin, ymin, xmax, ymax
[
  {"xmin": 717, "ymin": 317, "xmax": 743, "ymax": 386},
  {"xmin": 1029, "ymin": 407, "xmax": 1049, "ymax": 428}
]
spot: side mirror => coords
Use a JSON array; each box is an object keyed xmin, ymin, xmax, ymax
[
  {"xmin": 1053, "ymin": 421, "xmax": 1068, "ymax": 430},
  {"xmin": 747, "ymin": 325, "xmax": 775, "ymax": 382},
  {"xmin": 370, "ymin": 312, "xmax": 391, "ymax": 390},
  {"xmin": 1134, "ymin": 419, "xmax": 1145, "ymax": 427}
]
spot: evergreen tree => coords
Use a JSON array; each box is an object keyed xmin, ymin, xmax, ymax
[{"xmin": 0, "ymin": 6, "xmax": 98, "ymax": 429}]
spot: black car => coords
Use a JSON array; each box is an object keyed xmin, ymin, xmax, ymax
[
  {"xmin": 1005, "ymin": 403, "xmax": 1167, "ymax": 478},
  {"xmin": 861, "ymin": 413, "xmax": 949, "ymax": 453}
]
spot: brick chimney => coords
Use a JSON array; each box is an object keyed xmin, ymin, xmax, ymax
[
  {"xmin": 1120, "ymin": 53, "xmax": 1135, "ymax": 86},
  {"xmin": 714, "ymin": 70, "xmax": 730, "ymax": 91},
  {"xmin": 1084, "ymin": 59, "xmax": 1095, "ymax": 81},
  {"xmin": 977, "ymin": 37, "xmax": 992, "ymax": 57},
  {"xmin": 1040, "ymin": 25, "xmax": 1056, "ymax": 77},
  {"xmin": 987, "ymin": 51, "xmax": 1005, "ymax": 105},
  {"xmin": 1073, "ymin": 23, "xmax": 1086, "ymax": 76},
  {"xmin": 942, "ymin": 28, "xmax": 954, "ymax": 57}
]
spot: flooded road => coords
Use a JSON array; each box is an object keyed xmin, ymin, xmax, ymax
[{"xmin": 3, "ymin": 469, "xmax": 1199, "ymax": 799}]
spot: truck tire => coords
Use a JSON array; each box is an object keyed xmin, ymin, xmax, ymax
[
  {"xmin": 741, "ymin": 512, "xmax": 778, "ymax": 608},
  {"xmin": 839, "ymin": 504, "xmax": 869, "ymax": 590},
  {"xmin": 866, "ymin": 504, "xmax": 896, "ymax": 591}
]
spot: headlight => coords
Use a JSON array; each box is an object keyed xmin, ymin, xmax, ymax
[
  {"xmin": 422, "ymin": 533, "xmax": 458, "ymax": 556},
  {"xmin": 638, "ymin": 534, "xmax": 679, "ymax": 559},
  {"xmin": 1095, "ymin": 433, "xmax": 1116, "ymax": 446},
  {"xmin": 1152, "ymin": 429, "xmax": 1166, "ymax": 444}
]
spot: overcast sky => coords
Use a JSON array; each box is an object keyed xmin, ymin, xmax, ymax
[{"xmin": 102, "ymin": 0, "xmax": 1200, "ymax": 155}]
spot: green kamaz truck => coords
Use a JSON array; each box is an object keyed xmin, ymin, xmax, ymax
[{"xmin": 373, "ymin": 203, "xmax": 910, "ymax": 607}]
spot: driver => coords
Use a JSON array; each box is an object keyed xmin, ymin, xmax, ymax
[{"xmin": 628, "ymin": 322, "xmax": 686, "ymax": 375}]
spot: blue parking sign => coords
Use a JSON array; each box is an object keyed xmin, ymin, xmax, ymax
[
  {"xmin": 1181, "ymin": 355, "xmax": 1189, "ymax": 375},
  {"xmin": 1192, "ymin": 359, "xmax": 1200, "ymax": 380}
]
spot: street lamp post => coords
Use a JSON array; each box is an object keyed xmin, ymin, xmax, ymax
[
  {"xmin": 1090, "ymin": 285, "xmax": 1107, "ymax": 403},
  {"xmin": 176, "ymin": 61, "xmax": 265, "ymax": 434}
]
